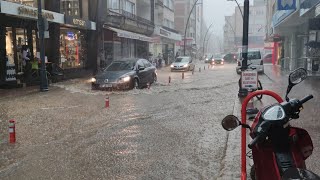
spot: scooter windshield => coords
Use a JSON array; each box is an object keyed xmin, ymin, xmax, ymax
[{"xmin": 262, "ymin": 105, "xmax": 286, "ymax": 121}]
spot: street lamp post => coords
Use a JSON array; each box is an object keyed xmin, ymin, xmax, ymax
[
  {"xmin": 225, "ymin": 18, "xmax": 237, "ymax": 51},
  {"xmin": 183, "ymin": 0, "xmax": 202, "ymax": 56},
  {"xmin": 202, "ymin": 23, "xmax": 214, "ymax": 57},
  {"xmin": 37, "ymin": 0, "xmax": 49, "ymax": 91},
  {"xmin": 205, "ymin": 31, "xmax": 214, "ymax": 54},
  {"xmin": 227, "ymin": 0, "xmax": 243, "ymax": 19}
]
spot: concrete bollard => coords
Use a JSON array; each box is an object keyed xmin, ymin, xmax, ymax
[
  {"xmin": 169, "ymin": 76, "xmax": 171, "ymax": 84},
  {"xmin": 192, "ymin": 68, "xmax": 194, "ymax": 75},
  {"xmin": 182, "ymin": 72, "xmax": 185, "ymax": 79}
]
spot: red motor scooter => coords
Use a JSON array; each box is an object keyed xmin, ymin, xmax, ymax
[{"xmin": 221, "ymin": 68, "xmax": 320, "ymax": 180}]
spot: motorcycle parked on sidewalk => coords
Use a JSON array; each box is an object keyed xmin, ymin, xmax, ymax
[{"xmin": 221, "ymin": 68, "xmax": 320, "ymax": 180}]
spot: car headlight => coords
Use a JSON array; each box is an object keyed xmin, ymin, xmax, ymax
[
  {"xmin": 119, "ymin": 76, "xmax": 131, "ymax": 82},
  {"xmin": 206, "ymin": 59, "xmax": 208, "ymax": 60},
  {"xmin": 222, "ymin": 59, "xmax": 224, "ymax": 61},
  {"xmin": 183, "ymin": 64, "xmax": 188, "ymax": 67},
  {"xmin": 170, "ymin": 64, "xmax": 174, "ymax": 68},
  {"xmin": 91, "ymin": 77, "xmax": 96, "ymax": 83},
  {"xmin": 212, "ymin": 59, "xmax": 215, "ymax": 61}
]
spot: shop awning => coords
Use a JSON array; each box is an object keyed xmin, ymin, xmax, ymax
[{"xmin": 106, "ymin": 27, "xmax": 153, "ymax": 42}]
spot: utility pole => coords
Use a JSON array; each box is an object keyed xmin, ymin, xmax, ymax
[
  {"xmin": 37, "ymin": 0, "xmax": 48, "ymax": 92},
  {"xmin": 241, "ymin": 0, "xmax": 249, "ymax": 71}
]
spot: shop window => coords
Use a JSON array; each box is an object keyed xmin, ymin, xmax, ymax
[
  {"xmin": 5, "ymin": 27, "xmax": 37, "ymax": 72},
  {"xmin": 61, "ymin": 0, "xmax": 80, "ymax": 17},
  {"xmin": 59, "ymin": 28, "xmax": 86, "ymax": 69},
  {"xmin": 5, "ymin": 28, "xmax": 15, "ymax": 65}
]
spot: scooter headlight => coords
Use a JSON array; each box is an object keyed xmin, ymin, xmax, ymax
[{"xmin": 262, "ymin": 105, "xmax": 285, "ymax": 121}]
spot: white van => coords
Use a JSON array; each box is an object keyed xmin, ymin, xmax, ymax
[{"xmin": 236, "ymin": 50, "xmax": 264, "ymax": 74}]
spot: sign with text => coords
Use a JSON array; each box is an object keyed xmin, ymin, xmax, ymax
[
  {"xmin": 65, "ymin": 16, "xmax": 92, "ymax": 29},
  {"xmin": 241, "ymin": 71, "xmax": 258, "ymax": 89}
]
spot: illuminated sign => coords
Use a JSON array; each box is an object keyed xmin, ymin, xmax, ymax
[{"xmin": 65, "ymin": 16, "xmax": 91, "ymax": 29}]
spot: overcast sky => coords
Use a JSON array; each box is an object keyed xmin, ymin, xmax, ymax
[{"xmin": 203, "ymin": 0, "xmax": 245, "ymax": 36}]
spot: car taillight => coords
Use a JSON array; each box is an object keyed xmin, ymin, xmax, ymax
[{"xmin": 260, "ymin": 61, "xmax": 263, "ymax": 65}]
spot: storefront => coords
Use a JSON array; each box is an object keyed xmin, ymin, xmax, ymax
[
  {"xmin": 0, "ymin": 0, "xmax": 64, "ymax": 85},
  {"xmin": 60, "ymin": 15, "xmax": 96, "ymax": 70},
  {"xmin": 150, "ymin": 27, "xmax": 181, "ymax": 65},
  {"xmin": 102, "ymin": 26, "xmax": 153, "ymax": 68}
]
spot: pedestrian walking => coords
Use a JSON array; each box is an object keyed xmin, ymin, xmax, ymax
[{"xmin": 158, "ymin": 53, "xmax": 162, "ymax": 69}]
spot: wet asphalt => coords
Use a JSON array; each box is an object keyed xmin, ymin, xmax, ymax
[{"xmin": 0, "ymin": 63, "xmax": 319, "ymax": 179}]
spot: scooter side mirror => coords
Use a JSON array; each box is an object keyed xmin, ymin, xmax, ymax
[
  {"xmin": 289, "ymin": 68, "xmax": 307, "ymax": 85},
  {"xmin": 285, "ymin": 68, "xmax": 308, "ymax": 101},
  {"xmin": 282, "ymin": 168, "xmax": 320, "ymax": 180},
  {"xmin": 221, "ymin": 115, "xmax": 241, "ymax": 131}
]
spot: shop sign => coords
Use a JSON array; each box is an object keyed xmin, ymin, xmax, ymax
[
  {"xmin": 155, "ymin": 27, "xmax": 182, "ymax": 41},
  {"xmin": 160, "ymin": 29, "xmax": 170, "ymax": 37},
  {"xmin": 18, "ymin": 6, "xmax": 54, "ymax": 20},
  {"xmin": 300, "ymin": 0, "xmax": 320, "ymax": 16},
  {"xmin": 272, "ymin": 9, "xmax": 295, "ymax": 27},
  {"xmin": 0, "ymin": 1, "xmax": 64, "ymax": 24},
  {"xmin": 278, "ymin": 0, "xmax": 296, "ymax": 10},
  {"xmin": 241, "ymin": 71, "xmax": 258, "ymax": 89},
  {"xmin": 65, "ymin": 16, "xmax": 91, "ymax": 29}
]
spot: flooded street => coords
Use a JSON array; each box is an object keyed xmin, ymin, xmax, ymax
[
  {"xmin": 1, "ymin": 63, "xmax": 240, "ymax": 179},
  {"xmin": 1, "ymin": 63, "xmax": 320, "ymax": 179}
]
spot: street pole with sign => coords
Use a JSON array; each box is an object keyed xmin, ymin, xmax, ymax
[
  {"xmin": 37, "ymin": 0, "xmax": 49, "ymax": 91},
  {"xmin": 238, "ymin": 0, "xmax": 249, "ymax": 97}
]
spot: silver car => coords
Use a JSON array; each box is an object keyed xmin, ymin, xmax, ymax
[
  {"xmin": 236, "ymin": 51, "xmax": 264, "ymax": 74},
  {"xmin": 170, "ymin": 56, "xmax": 195, "ymax": 72}
]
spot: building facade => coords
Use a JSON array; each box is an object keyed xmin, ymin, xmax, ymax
[
  {"xmin": 268, "ymin": 0, "xmax": 320, "ymax": 75},
  {"xmin": 0, "ymin": 0, "xmax": 97, "ymax": 87},
  {"xmin": 174, "ymin": 0, "xmax": 203, "ymax": 56},
  {"xmin": 150, "ymin": 0, "xmax": 181, "ymax": 65},
  {"xmin": 223, "ymin": 0, "xmax": 267, "ymax": 54},
  {"xmin": 100, "ymin": 0, "xmax": 155, "ymax": 69}
]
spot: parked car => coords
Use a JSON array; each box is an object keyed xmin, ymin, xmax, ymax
[
  {"xmin": 212, "ymin": 54, "xmax": 225, "ymax": 65},
  {"xmin": 263, "ymin": 53, "xmax": 272, "ymax": 64},
  {"xmin": 236, "ymin": 50, "xmax": 264, "ymax": 74},
  {"xmin": 91, "ymin": 58, "xmax": 157, "ymax": 90},
  {"xmin": 170, "ymin": 56, "xmax": 195, "ymax": 71}
]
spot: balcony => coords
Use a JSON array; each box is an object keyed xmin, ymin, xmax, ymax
[{"xmin": 106, "ymin": 9, "xmax": 154, "ymax": 36}]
